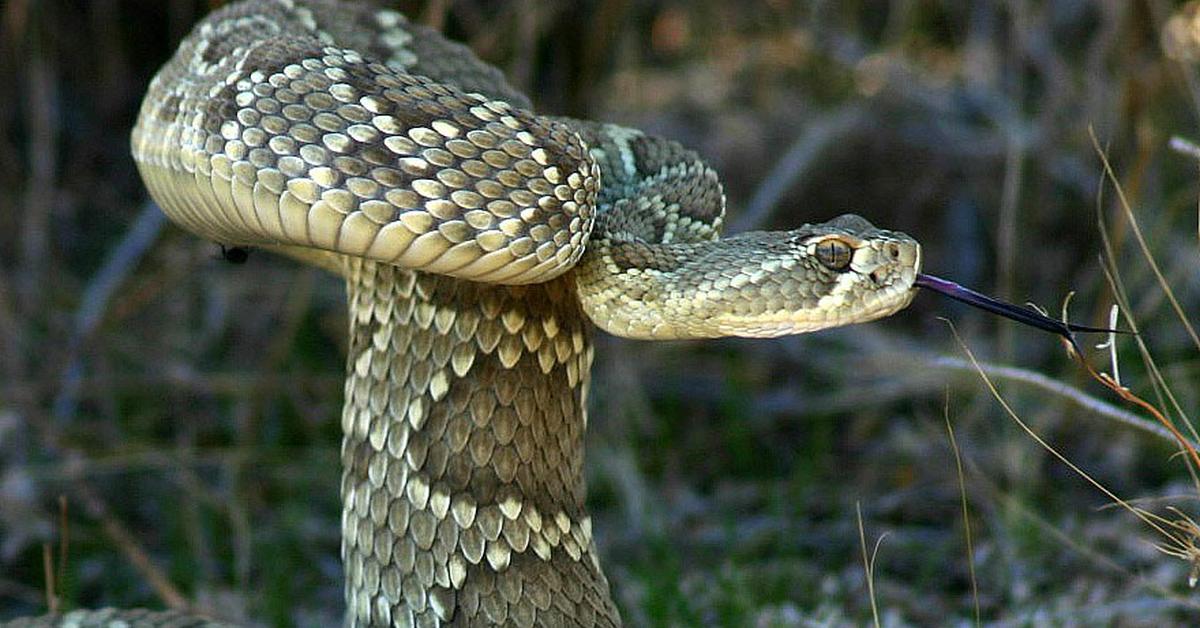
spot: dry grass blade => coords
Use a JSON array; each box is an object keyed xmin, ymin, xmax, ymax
[
  {"xmin": 1087, "ymin": 126, "xmax": 1200, "ymax": 351},
  {"xmin": 1092, "ymin": 154, "xmax": 1200, "ymax": 470},
  {"xmin": 927, "ymin": 356, "xmax": 1197, "ymax": 450},
  {"xmin": 944, "ymin": 398, "xmax": 980, "ymax": 626},
  {"xmin": 856, "ymin": 501, "xmax": 887, "ymax": 628},
  {"xmin": 989, "ymin": 487, "xmax": 1200, "ymax": 610},
  {"xmin": 1074, "ymin": 345, "xmax": 1200, "ymax": 473},
  {"xmin": 1149, "ymin": 507, "xmax": 1200, "ymax": 588},
  {"xmin": 6, "ymin": 0, "xmax": 1199, "ymax": 622},
  {"xmin": 1067, "ymin": 306, "xmax": 1200, "ymax": 584},
  {"xmin": 945, "ymin": 322, "xmax": 1200, "ymax": 586}
]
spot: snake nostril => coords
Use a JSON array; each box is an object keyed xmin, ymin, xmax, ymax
[
  {"xmin": 887, "ymin": 244, "xmax": 901, "ymax": 260},
  {"xmin": 870, "ymin": 269, "xmax": 884, "ymax": 284}
]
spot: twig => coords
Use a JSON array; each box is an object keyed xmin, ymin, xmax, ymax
[
  {"xmin": 41, "ymin": 543, "xmax": 54, "ymax": 613},
  {"xmin": 73, "ymin": 482, "xmax": 189, "ymax": 610},
  {"xmin": 1075, "ymin": 348, "xmax": 1200, "ymax": 473},
  {"xmin": 51, "ymin": 201, "xmax": 165, "ymax": 422},
  {"xmin": 23, "ymin": 418, "xmax": 193, "ymax": 612},
  {"xmin": 56, "ymin": 495, "xmax": 67, "ymax": 609},
  {"xmin": 926, "ymin": 356, "xmax": 1199, "ymax": 451},
  {"xmin": 14, "ymin": 199, "xmax": 190, "ymax": 612}
]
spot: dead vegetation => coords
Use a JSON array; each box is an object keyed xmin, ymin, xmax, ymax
[{"xmin": 1, "ymin": 0, "xmax": 1199, "ymax": 625}]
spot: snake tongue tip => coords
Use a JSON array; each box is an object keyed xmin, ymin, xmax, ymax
[{"xmin": 915, "ymin": 273, "xmax": 1127, "ymax": 338}]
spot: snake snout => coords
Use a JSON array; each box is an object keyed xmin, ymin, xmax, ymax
[
  {"xmin": 895, "ymin": 239, "xmax": 921, "ymax": 278},
  {"xmin": 877, "ymin": 238, "xmax": 919, "ymax": 269},
  {"xmin": 865, "ymin": 237, "xmax": 920, "ymax": 286}
]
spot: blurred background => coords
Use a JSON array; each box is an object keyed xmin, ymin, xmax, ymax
[{"xmin": 2, "ymin": 0, "xmax": 1199, "ymax": 625}]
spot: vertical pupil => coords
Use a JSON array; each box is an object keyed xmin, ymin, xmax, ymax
[{"xmin": 819, "ymin": 240, "xmax": 849, "ymax": 270}]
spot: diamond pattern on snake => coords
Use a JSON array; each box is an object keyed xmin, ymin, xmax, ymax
[{"xmin": 120, "ymin": 0, "xmax": 921, "ymax": 625}]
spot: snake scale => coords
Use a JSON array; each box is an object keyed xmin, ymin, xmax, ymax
[{"xmin": 14, "ymin": 0, "xmax": 922, "ymax": 625}]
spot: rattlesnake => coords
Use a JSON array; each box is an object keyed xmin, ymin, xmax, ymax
[{"xmin": 15, "ymin": 0, "xmax": 921, "ymax": 625}]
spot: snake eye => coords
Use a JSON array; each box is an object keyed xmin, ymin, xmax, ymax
[{"xmin": 815, "ymin": 238, "xmax": 853, "ymax": 271}]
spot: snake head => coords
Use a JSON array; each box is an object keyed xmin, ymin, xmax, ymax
[
  {"xmin": 576, "ymin": 213, "xmax": 921, "ymax": 339},
  {"xmin": 767, "ymin": 212, "xmax": 922, "ymax": 333}
]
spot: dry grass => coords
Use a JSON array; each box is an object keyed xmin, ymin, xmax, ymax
[{"xmin": 1, "ymin": 0, "xmax": 1199, "ymax": 625}]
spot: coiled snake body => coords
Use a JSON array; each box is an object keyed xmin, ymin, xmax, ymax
[{"xmin": 42, "ymin": 0, "xmax": 922, "ymax": 625}]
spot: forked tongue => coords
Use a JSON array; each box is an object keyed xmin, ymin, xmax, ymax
[{"xmin": 914, "ymin": 273, "xmax": 1129, "ymax": 352}]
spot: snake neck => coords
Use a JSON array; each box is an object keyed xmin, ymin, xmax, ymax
[{"xmin": 340, "ymin": 258, "xmax": 620, "ymax": 626}]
